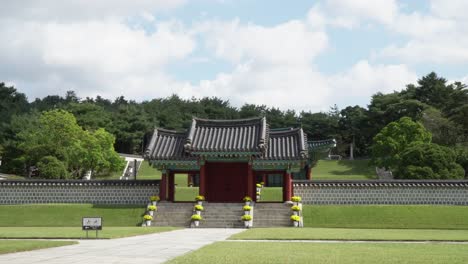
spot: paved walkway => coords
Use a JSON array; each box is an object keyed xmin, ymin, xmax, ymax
[{"xmin": 0, "ymin": 228, "xmax": 243, "ymax": 264}]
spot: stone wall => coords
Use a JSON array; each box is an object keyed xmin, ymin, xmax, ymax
[
  {"xmin": 293, "ymin": 180, "xmax": 468, "ymax": 205},
  {"xmin": 0, "ymin": 180, "xmax": 159, "ymax": 205}
]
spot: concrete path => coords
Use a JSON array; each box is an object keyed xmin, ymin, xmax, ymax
[{"xmin": 0, "ymin": 228, "xmax": 243, "ymax": 264}]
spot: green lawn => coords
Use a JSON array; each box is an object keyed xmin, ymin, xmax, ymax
[
  {"xmin": 230, "ymin": 227, "xmax": 468, "ymax": 241},
  {"xmin": 0, "ymin": 204, "xmax": 146, "ymax": 226},
  {"xmin": 303, "ymin": 205, "xmax": 468, "ymax": 229},
  {"xmin": 258, "ymin": 187, "xmax": 282, "ymax": 202},
  {"xmin": 0, "ymin": 227, "xmax": 178, "ymax": 239},
  {"xmin": 175, "ymin": 186, "xmax": 199, "ymax": 201},
  {"xmin": 312, "ymin": 159, "xmax": 376, "ymax": 180},
  {"xmin": 136, "ymin": 161, "xmax": 162, "ymax": 180},
  {"xmin": 0, "ymin": 240, "xmax": 77, "ymax": 255},
  {"xmin": 167, "ymin": 241, "xmax": 468, "ymax": 264}
]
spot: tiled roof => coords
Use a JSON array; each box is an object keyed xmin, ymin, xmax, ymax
[
  {"xmin": 263, "ymin": 128, "xmax": 308, "ymax": 160},
  {"xmin": 145, "ymin": 117, "xmax": 316, "ymax": 161},
  {"xmin": 145, "ymin": 128, "xmax": 191, "ymax": 160},
  {"xmin": 184, "ymin": 117, "xmax": 267, "ymax": 154},
  {"xmin": 308, "ymin": 139, "xmax": 336, "ymax": 151}
]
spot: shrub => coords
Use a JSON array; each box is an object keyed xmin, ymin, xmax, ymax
[
  {"xmin": 243, "ymin": 205, "xmax": 252, "ymax": 211},
  {"xmin": 36, "ymin": 156, "xmax": 68, "ymax": 179},
  {"xmin": 194, "ymin": 205, "xmax": 204, "ymax": 211},
  {"xmin": 291, "ymin": 205, "xmax": 301, "ymax": 211},
  {"xmin": 143, "ymin": 215, "xmax": 153, "ymax": 221},
  {"xmin": 241, "ymin": 215, "xmax": 252, "ymax": 221},
  {"xmin": 195, "ymin": 195, "xmax": 205, "ymax": 201},
  {"xmin": 191, "ymin": 214, "xmax": 202, "ymax": 221},
  {"xmin": 290, "ymin": 215, "xmax": 300, "ymax": 222},
  {"xmin": 243, "ymin": 196, "xmax": 252, "ymax": 202},
  {"xmin": 147, "ymin": 205, "xmax": 157, "ymax": 211},
  {"xmin": 150, "ymin": 196, "xmax": 160, "ymax": 202},
  {"xmin": 291, "ymin": 196, "xmax": 302, "ymax": 202}
]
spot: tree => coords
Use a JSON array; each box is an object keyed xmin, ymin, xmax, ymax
[
  {"xmin": 421, "ymin": 108, "xmax": 462, "ymax": 146},
  {"xmin": 0, "ymin": 83, "xmax": 29, "ymax": 146},
  {"xmin": 36, "ymin": 156, "xmax": 68, "ymax": 179},
  {"xmin": 397, "ymin": 142, "xmax": 464, "ymax": 179},
  {"xmin": 339, "ymin": 106, "xmax": 368, "ymax": 159},
  {"xmin": 371, "ymin": 117, "xmax": 432, "ymax": 170}
]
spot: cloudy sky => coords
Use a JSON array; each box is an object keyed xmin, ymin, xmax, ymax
[{"xmin": 1, "ymin": 0, "xmax": 467, "ymax": 111}]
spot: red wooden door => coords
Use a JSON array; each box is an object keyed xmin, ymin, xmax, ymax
[{"xmin": 205, "ymin": 162, "xmax": 248, "ymax": 202}]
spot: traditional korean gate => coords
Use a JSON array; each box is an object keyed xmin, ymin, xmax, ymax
[{"xmin": 205, "ymin": 162, "xmax": 248, "ymax": 202}]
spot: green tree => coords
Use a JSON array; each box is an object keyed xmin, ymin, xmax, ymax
[
  {"xmin": 397, "ymin": 142, "xmax": 464, "ymax": 179},
  {"xmin": 371, "ymin": 117, "xmax": 432, "ymax": 170},
  {"xmin": 36, "ymin": 156, "xmax": 68, "ymax": 179}
]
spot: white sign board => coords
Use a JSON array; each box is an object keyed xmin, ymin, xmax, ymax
[{"xmin": 82, "ymin": 217, "xmax": 102, "ymax": 230}]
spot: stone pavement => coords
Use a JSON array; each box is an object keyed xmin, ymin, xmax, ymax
[{"xmin": 0, "ymin": 228, "xmax": 243, "ymax": 264}]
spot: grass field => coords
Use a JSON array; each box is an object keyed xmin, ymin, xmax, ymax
[
  {"xmin": 230, "ymin": 227, "xmax": 468, "ymax": 241},
  {"xmin": 0, "ymin": 227, "xmax": 178, "ymax": 239},
  {"xmin": 167, "ymin": 241, "xmax": 468, "ymax": 264},
  {"xmin": 0, "ymin": 240, "xmax": 77, "ymax": 255},
  {"xmin": 258, "ymin": 187, "xmax": 282, "ymax": 202},
  {"xmin": 0, "ymin": 204, "xmax": 146, "ymax": 227},
  {"xmin": 312, "ymin": 159, "xmax": 376, "ymax": 180},
  {"xmin": 302, "ymin": 205, "xmax": 468, "ymax": 229}
]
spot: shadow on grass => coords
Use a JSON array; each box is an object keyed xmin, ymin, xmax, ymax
[{"xmin": 329, "ymin": 159, "xmax": 376, "ymax": 179}]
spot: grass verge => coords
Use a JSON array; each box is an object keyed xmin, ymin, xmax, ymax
[
  {"xmin": 312, "ymin": 159, "xmax": 376, "ymax": 180},
  {"xmin": 303, "ymin": 205, "xmax": 468, "ymax": 229},
  {"xmin": 167, "ymin": 241, "xmax": 468, "ymax": 264},
  {"xmin": 0, "ymin": 204, "xmax": 146, "ymax": 227},
  {"xmin": 230, "ymin": 227, "xmax": 468, "ymax": 241},
  {"xmin": 0, "ymin": 227, "xmax": 179, "ymax": 239},
  {"xmin": 258, "ymin": 187, "xmax": 282, "ymax": 202},
  {"xmin": 0, "ymin": 240, "xmax": 77, "ymax": 255}
]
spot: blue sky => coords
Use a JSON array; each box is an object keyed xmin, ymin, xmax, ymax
[{"xmin": 1, "ymin": 0, "xmax": 467, "ymax": 112}]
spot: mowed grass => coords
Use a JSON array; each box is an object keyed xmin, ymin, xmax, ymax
[
  {"xmin": 303, "ymin": 205, "xmax": 468, "ymax": 229},
  {"xmin": 312, "ymin": 159, "xmax": 376, "ymax": 180},
  {"xmin": 167, "ymin": 241, "xmax": 468, "ymax": 264},
  {"xmin": 230, "ymin": 228, "xmax": 468, "ymax": 241},
  {"xmin": 258, "ymin": 187, "xmax": 282, "ymax": 202},
  {"xmin": 0, "ymin": 227, "xmax": 178, "ymax": 239},
  {"xmin": 0, "ymin": 204, "xmax": 146, "ymax": 227},
  {"xmin": 175, "ymin": 187, "xmax": 199, "ymax": 201},
  {"xmin": 0, "ymin": 240, "xmax": 77, "ymax": 255}
]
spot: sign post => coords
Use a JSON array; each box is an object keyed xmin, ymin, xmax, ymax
[{"xmin": 82, "ymin": 217, "xmax": 102, "ymax": 238}]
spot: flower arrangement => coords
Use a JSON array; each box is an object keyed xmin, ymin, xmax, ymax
[
  {"xmin": 195, "ymin": 195, "xmax": 205, "ymax": 201},
  {"xmin": 290, "ymin": 215, "xmax": 300, "ymax": 222},
  {"xmin": 241, "ymin": 215, "xmax": 252, "ymax": 221},
  {"xmin": 191, "ymin": 214, "xmax": 202, "ymax": 221},
  {"xmin": 291, "ymin": 196, "xmax": 302, "ymax": 202},
  {"xmin": 143, "ymin": 214, "xmax": 153, "ymax": 221},
  {"xmin": 256, "ymin": 192, "xmax": 260, "ymax": 195},
  {"xmin": 194, "ymin": 204, "xmax": 204, "ymax": 211},
  {"xmin": 243, "ymin": 196, "xmax": 252, "ymax": 202},
  {"xmin": 147, "ymin": 205, "xmax": 157, "ymax": 211},
  {"xmin": 291, "ymin": 205, "xmax": 301, "ymax": 211},
  {"xmin": 260, "ymin": 181, "xmax": 265, "ymax": 185},
  {"xmin": 243, "ymin": 205, "xmax": 252, "ymax": 211},
  {"xmin": 256, "ymin": 183, "xmax": 262, "ymax": 188},
  {"xmin": 150, "ymin": 195, "xmax": 160, "ymax": 202}
]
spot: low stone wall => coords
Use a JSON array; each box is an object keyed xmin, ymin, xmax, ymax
[
  {"xmin": 293, "ymin": 180, "xmax": 468, "ymax": 205},
  {"xmin": 0, "ymin": 180, "xmax": 159, "ymax": 205}
]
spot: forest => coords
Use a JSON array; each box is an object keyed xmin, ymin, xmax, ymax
[{"xmin": 0, "ymin": 72, "xmax": 467, "ymax": 179}]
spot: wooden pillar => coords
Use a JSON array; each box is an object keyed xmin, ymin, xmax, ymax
[
  {"xmin": 187, "ymin": 173, "xmax": 193, "ymax": 186},
  {"xmin": 199, "ymin": 164, "xmax": 206, "ymax": 197},
  {"xmin": 262, "ymin": 174, "xmax": 267, "ymax": 187},
  {"xmin": 306, "ymin": 166, "xmax": 312, "ymax": 180},
  {"xmin": 247, "ymin": 164, "xmax": 255, "ymax": 201},
  {"xmin": 283, "ymin": 171, "xmax": 292, "ymax": 202},
  {"xmin": 160, "ymin": 171, "xmax": 167, "ymax": 201},
  {"xmin": 168, "ymin": 171, "xmax": 175, "ymax": 202}
]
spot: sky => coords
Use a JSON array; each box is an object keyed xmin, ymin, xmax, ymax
[{"xmin": 1, "ymin": 0, "xmax": 468, "ymax": 112}]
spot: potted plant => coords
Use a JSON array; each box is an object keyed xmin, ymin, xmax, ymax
[
  {"xmin": 194, "ymin": 204, "xmax": 204, "ymax": 215},
  {"xmin": 291, "ymin": 196, "xmax": 302, "ymax": 205},
  {"xmin": 147, "ymin": 205, "xmax": 157, "ymax": 216},
  {"xmin": 195, "ymin": 195, "xmax": 205, "ymax": 205},
  {"xmin": 150, "ymin": 195, "xmax": 160, "ymax": 206},
  {"xmin": 243, "ymin": 196, "xmax": 252, "ymax": 206},
  {"xmin": 256, "ymin": 191, "xmax": 261, "ymax": 200},
  {"xmin": 241, "ymin": 214, "xmax": 252, "ymax": 228},
  {"xmin": 191, "ymin": 214, "xmax": 202, "ymax": 227},
  {"xmin": 143, "ymin": 214, "xmax": 153, "ymax": 226},
  {"xmin": 260, "ymin": 181, "xmax": 265, "ymax": 187},
  {"xmin": 291, "ymin": 205, "xmax": 301, "ymax": 216},
  {"xmin": 256, "ymin": 183, "xmax": 262, "ymax": 192},
  {"xmin": 243, "ymin": 205, "xmax": 252, "ymax": 215},
  {"xmin": 290, "ymin": 215, "xmax": 300, "ymax": 227}
]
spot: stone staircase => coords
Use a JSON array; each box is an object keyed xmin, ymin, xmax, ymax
[
  {"xmin": 199, "ymin": 203, "xmax": 245, "ymax": 228},
  {"xmin": 253, "ymin": 203, "xmax": 292, "ymax": 227},
  {"xmin": 152, "ymin": 202, "xmax": 193, "ymax": 227}
]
